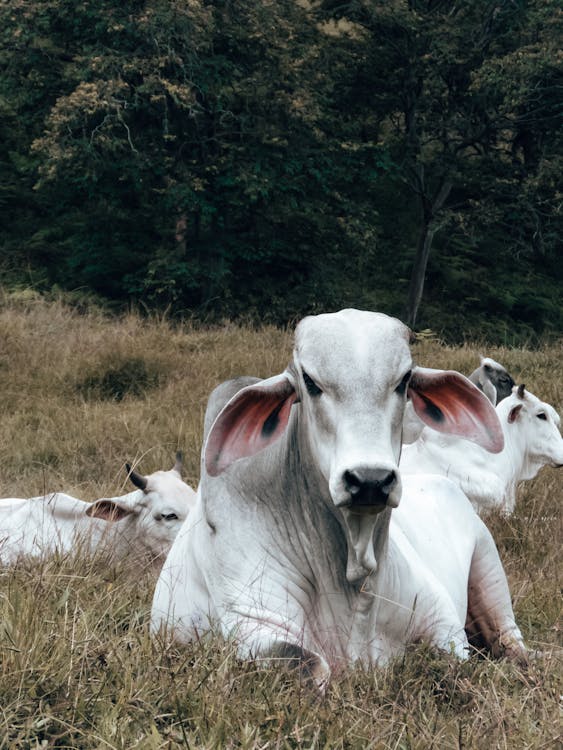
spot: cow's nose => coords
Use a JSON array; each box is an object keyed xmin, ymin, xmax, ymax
[{"xmin": 343, "ymin": 468, "xmax": 397, "ymax": 508}]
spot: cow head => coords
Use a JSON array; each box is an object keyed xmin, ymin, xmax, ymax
[
  {"xmin": 469, "ymin": 356, "xmax": 515, "ymax": 405},
  {"xmin": 500, "ymin": 386, "xmax": 563, "ymax": 476},
  {"xmin": 86, "ymin": 452, "xmax": 195, "ymax": 558},
  {"xmin": 204, "ymin": 310, "xmax": 503, "ymax": 517}
]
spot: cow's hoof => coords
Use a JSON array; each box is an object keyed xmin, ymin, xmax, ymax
[{"xmin": 265, "ymin": 641, "xmax": 330, "ymax": 692}]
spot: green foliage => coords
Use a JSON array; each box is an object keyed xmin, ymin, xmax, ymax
[{"xmin": 0, "ymin": 0, "xmax": 560, "ymax": 339}]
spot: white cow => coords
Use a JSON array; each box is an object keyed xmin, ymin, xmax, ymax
[
  {"xmin": 402, "ymin": 355, "xmax": 515, "ymax": 444},
  {"xmin": 401, "ymin": 384, "xmax": 563, "ymax": 514},
  {"xmin": 152, "ymin": 309, "xmax": 526, "ymax": 686},
  {"xmin": 0, "ymin": 453, "xmax": 196, "ymax": 565}
]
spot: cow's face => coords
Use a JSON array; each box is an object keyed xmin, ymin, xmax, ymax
[
  {"xmin": 292, "ymin": 310, "xmax": 411, "ymax": 513},
  {"xmin": 533, "ymin": 405, "xmax": 563, "ymax": 467},
  {"xmin": 504, "ymin": 389, "xmax": 563, "ymax": 471},
  {"xmin": 139, "ymin": 471, "xmax": 195, "ymax": 557}
]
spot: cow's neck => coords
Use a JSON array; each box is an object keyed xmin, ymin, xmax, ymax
[
  {"xmin": 283, "ymin": 416, "xmax": 391, "ymax": 588},
  {"xmin": 215, "ymin": 419, "xmax": 393, "ymax": 662}
]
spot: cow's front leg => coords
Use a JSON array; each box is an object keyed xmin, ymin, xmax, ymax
[
  {"xmin": 223, "ymin": 610, "xmax": 331, "ymax": 690},
  {"xmin": 466, "ymin": 525, "xmax": 527, "ymax": 665}
]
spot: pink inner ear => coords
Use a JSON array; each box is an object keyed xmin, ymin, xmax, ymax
[
  {"xmin": 205, "ymin": 377, "xmax": 297, "ymax": 476},
  {"xmin": 409, "ymin": 368, "xmax": 504, "ymax": 453},
  {"xmin": 508, "ymin": 404, "xmax": 523, "ymax": 424},
  {"xmin": 86, "ymin": 500, "xmax": 132, "ymax": 522}
]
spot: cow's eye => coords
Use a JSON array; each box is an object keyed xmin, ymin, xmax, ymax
[
  {"xmin": 302, "ymin": 370, "xmax": 322, "ymax": 397},
  {"xmin": 395, "ymin": 370, "xmax": 412, "ymax": 396},
  {"xmin": 160, "ymin": 512, "xmax": 179, "ymax": 521},
  {"xmin": 537, "ymin": 412, "xmax": 547, "ymax": 421}
]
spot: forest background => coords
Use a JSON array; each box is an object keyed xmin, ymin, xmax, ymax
[{"xmin": 1, "ymin": 0, "xmax": 561, "ymax": 342}]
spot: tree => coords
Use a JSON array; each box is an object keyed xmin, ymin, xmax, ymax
[
  {"xmin": 319, "ymin": 0, "xmax": 562, "ymax": 331},
  {"xmin": 0, "ymin": 0, "xmax": 560, "ymax": 338}
]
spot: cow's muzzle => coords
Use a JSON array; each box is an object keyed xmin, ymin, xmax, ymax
[{"xmin": 342, "ymin": 467, "xmax": 398, "ymax": 513}]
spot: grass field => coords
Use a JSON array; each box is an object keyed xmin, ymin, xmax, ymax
[{"xmin": 0, "ymin": 291, "xmax": 561, "ymax": 748}]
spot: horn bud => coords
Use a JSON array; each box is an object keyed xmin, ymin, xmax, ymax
[
  {"xmin": 517, "ymin": 384, "xmax": 526, "ymax": 399},
  {"xmin": 173, "ymin": 451, "xmax": 183, "ymax": 475}
]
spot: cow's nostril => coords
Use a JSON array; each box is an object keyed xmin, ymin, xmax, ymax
[
  {"xmin": 377, "ymin": 469, "xmax": 397, "ymax": 490},
  {"xmin": 343, "ymin": 468, "xmax": 397, "ymax": 506},
  {"xmin": 343, "ymin": 470, "xmax": 362, "ymax": 495}
]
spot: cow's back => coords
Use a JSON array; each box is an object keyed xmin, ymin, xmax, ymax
[{"xmin": 0, "ymin": 493, "xmax": 110, "ymax": 563}]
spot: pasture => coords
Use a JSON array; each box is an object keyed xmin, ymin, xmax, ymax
[{"xmin": 0, "ymin": 292, "xmax": 561, "ymax": 749}]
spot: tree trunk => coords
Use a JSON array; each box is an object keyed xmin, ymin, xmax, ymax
[
  {"xmin": 175, "ymin": 213, "xmax": 187, "ymax": 254},
  {"xmin": 405, "ymin": 220, "xmax": 436, "ymax": 328},
  {"xmin": 404, "ymin": 179, "xmax": 452, "ymax": 327}
]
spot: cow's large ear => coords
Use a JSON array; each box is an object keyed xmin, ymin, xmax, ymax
[
  {"xmin": 205, "ymin": 374, "xmax": 297, "ymax": 476},
  {"xmin": 408, "ymin": 367, "xmax": 504, "ymax": 453},
  {"xmin": 86, "ymin": 497, "xmax": 140, "ymax": 521}
]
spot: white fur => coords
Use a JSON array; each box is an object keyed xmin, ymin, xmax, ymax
[
  {"xmin": 152, "ymin": 310, "xmax": 524, "ymax": 684},
  {"xmin": 400, "ymin": 387, "xmax": 563, "ymax": 514},
  {"xmin": 0, "ymin": 461, "xmax": 196, "ymax": 565}
]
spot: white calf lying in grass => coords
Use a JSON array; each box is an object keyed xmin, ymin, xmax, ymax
[
  {"xmin": 400, "ymin": 385, "xmax": 563, "ymax": 514},
  {"xmin": 0, "ymin": 453, "xmax": 196, "ymax": 565}
]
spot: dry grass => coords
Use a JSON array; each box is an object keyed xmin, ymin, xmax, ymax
[{"xmin": 0, "ymin": 291, "xmax": 561, "ymax": 748}]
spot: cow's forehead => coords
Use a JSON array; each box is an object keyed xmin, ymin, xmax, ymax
[
  {"xmin": 541, "ymin": 402, "xmax": 560, "ymax": 425},
  {"xmin": 294, "ymin": 309, "xmax": 412, "ymax": 381},
  {"xmin": 146, "ymin": 472, "xmax": 185, "ymax": 499}
]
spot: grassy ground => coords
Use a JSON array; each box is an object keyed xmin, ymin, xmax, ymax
[{"xmin": 0, "ymin": 291, "xmax": 561, "ymax": 748}]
